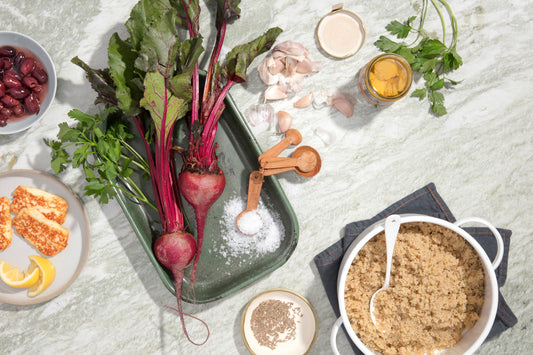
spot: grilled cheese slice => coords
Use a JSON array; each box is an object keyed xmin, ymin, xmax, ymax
[
  {"xmin": 0, "ymin": 197, "xmax": 12, "ymax": 250},
  {"xmin": 11, "ymin": 186, "xmax": 68, "ymax": 225},
  {"xmin": 12, "ymin": 207, "xmax": 69, "ymax": 256}
]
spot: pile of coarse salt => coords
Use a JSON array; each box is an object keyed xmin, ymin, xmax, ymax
[{"xmin": 218, "ymin": 195, "xmax": 285, "ymax": 263}]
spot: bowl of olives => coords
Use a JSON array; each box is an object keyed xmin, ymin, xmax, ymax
[{"xmin": 0, "ymin": 31, "xmax": 56, "ymax": 134}]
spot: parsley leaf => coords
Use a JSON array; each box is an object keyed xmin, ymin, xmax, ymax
[{"xmin": 373, "ymin": 0, "xmax": 462, "ymax": 116}]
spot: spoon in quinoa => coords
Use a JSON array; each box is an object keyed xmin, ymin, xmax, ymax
[{"xmin": 369, "ymin": 214, "xmax": 401, "ymax": 331}]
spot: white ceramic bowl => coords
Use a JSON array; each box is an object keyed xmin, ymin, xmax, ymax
[
  {"xmin": 0, "ymin": 31, "xmax": 57, "ymax": 135},
  {"xmin": 331, "ymin": 214, "xmax": 504, "ymax": 355}
]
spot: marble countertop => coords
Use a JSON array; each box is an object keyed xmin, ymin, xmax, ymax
[{"xmin": 1, "ymin": 0, "xmax": 531, "ymax": 354}]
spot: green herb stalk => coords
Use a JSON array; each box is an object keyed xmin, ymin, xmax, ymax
[{"xmin": 375, "ymin": 0, "xmax": 463, "ymax": 115}]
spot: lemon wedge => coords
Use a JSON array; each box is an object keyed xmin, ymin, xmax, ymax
[
  {"xmin": 0, "ymin": 260, "xmax": 40, "ymax": 288},
  {"xmin": 27, "ymin": 255, "xmax": 56, "ymax": 297}
]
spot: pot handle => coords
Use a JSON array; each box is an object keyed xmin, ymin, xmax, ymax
[
  {"xmin": 454, "ymin": 217, "xmax": 504, "ymax": 269},
  {"xmin": 330, "ymin": 317, "xmax": 343, "ymax": 355}
]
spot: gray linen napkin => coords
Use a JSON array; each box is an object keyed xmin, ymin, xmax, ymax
[{"xmin": 313, "ymin": 183, "xmax": 517, "ymax": 354}]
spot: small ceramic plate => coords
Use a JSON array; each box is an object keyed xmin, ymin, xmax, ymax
[
  {"xmin": 0, "ymin": 170, "xmax": 90, "ymax": 305},
  {"xmin": 241, "ymin": 288, "xmax": 318, "ymax": 355},
  {"xmin": 0, "ymin": 31, "xmax": 57, "ymax": 135}
]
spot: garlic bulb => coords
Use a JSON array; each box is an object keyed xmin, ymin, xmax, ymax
[{"xmin": 258, "ymin": 41, "xmax": 320, "ymax": 101}]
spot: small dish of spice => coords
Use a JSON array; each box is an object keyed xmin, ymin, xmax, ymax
[{"xmin": 241, "ymin": 288, "xmax": 318, "ymax": 355}]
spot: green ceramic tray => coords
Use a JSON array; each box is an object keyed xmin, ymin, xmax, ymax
[{"xmin": 112, "ymin": 93, "xmax": 299, "ymax": 303}]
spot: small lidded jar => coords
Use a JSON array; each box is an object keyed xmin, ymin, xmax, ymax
[{"xmin": 358, "ymin": 53, "xmax": 413, "ymax": 105}]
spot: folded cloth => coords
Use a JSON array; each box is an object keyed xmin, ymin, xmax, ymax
[{"xmin": 314, "ymin": 183, "xmax": 517, "ymax": 354}]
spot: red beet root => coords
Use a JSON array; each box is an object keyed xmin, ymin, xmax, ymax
[
  {"xmin": 154, "ymin": 231, "xmax": 209, "ymax": 345},
  {"xmin": 178, "ymin": 170, "xmax": 225, "ymax": 284}
]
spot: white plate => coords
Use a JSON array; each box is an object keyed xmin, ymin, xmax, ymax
[
  {"xmin": 241, "ymin": 288, "xmax": 318, "ymax": 355},
  {"xmin": 0, "ymin": 170, "xmax": 89, "ymax": 305}
]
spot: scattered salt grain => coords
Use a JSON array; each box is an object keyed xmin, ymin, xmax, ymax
[{"xmin": 218, "ymin": 196, "xmax": 285, "ymax": 262}]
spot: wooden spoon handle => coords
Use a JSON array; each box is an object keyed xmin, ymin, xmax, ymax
[
  {"xmin": 260, "ymin": 156, "xmax": 298, "ymax": 170},
  {"xmin": 258, "ymin": 129, "xmax": 302, "ymax": 164},
  {"xmin": 245, "ymin": 170, "xmax": 264, "ymax": 211},
  {"xmin": 261, "ymin": 166, "xmax": 296, "ymax": 176}
]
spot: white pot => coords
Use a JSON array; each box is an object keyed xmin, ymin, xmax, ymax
[{"xmin": 330, "ymin": 214, "xmax": 504, "ymax": 355}]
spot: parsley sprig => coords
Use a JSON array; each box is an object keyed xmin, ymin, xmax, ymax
[
  {"xmin": 44, "ymin": 107, "xmax": 156, "ymax": 209},
  {"xmin": 375, "ymin": 0, "xmax": 462, "ymax": 116}
]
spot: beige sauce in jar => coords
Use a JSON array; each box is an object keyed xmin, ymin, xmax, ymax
[{"xmin": 317, "ymin": 8, "xmax": 365, "ymax": 58}]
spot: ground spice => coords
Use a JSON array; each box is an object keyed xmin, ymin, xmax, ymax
[{"xmin": 250, "ymin": 299, "xmax": 303, "ymax": 350}]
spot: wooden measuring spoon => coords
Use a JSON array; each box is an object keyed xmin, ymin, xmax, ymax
[
  {"xmin": 236, "ymin": 170, "xmax": 264, "ymax": 236},
  {"xmin": 258, "ymin": 129, "xmax": 302, "ymax": 164},
  {"xmin": 261, "ymin": 146, "xmax": 321, "ymax": 177}
]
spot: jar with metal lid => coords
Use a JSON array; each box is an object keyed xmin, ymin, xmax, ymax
[{"xmin": 358, "ymin": 53, "xmax": 413, "ymax": 105}]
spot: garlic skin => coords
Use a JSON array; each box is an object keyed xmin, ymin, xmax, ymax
[
  {"xmin": 247, "ymin": 103, "xmax": 275, "ymax": 127},
  {"xmin": 294, "ymin": 93, "xmax": 314, "ymax": 108},
  {"xmin": 314, "ymin": 127, "xmax": 336, "ymax": 145},
  {"xmin": 258, "ymin": 41, "xmax": 320, "ymax": 101},
  {"xmin": 276, "ymin": 111, "xmax": 292, "ymax": 133}
]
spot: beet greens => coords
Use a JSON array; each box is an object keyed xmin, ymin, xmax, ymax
[{"xmin": 49, "ymin": 0, "xmax": 282, "ymax": 344}]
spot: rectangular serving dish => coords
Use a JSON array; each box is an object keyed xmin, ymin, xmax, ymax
[{"xmin": 112, "ymin": 93, "xmax": 299, "ymax": 303}]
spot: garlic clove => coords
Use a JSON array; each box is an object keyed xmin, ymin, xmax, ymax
[
  {"xmin": 294, "ymin": 93, "xmax": 314, "ymax": 108},
  {"xmin": 268, "ymin": 57, "xmax": 285, "ymax": 75},
  {"xmin": 331, "ymin": 97, "xmax": 355, "ymax": 117},
  {"xmin": 276, "ymin": 110, "xmax": 292, "ymax": 133},
  {"xmin": 264, "ymin": 85, "xmax": 288, "ymax": 101},
  {"xmin": 258, "ymin": 60, "xmax": 279, "ymax": 86},
  {"xmin": 285, "ymin": 57, "xmax": 298, "ymax": 76},
  {"xmin": 295, "ymin": 58, "xmax": 314, "ymax": 74}
]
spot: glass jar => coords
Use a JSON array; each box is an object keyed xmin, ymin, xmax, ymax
[{"xmin": 358, "ymin": 53, "xmax": 413, "ymax": 105}]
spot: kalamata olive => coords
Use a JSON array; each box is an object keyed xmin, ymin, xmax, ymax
[
  {"xmin": 0, "ymin": 57, "xmax": 13, "ymax": 70},
  {"xmin": 0, "ymin": 102, "xmax": 3, "ymax": 110},
  {"xmin": 20, "ymin": 58, "xmax": 36, "ymax": 76},
  {"xmin": 0, "ymin": 46, "xmax": 16, "ymax": 57},
  {"xmin": 31, "ymin": 84, "xmax": 42, "ymax": 94},
  {"xmin": 31, "ymin": 67, "xmax": 48, "ymax": 84},
  {"xmin": 22, "ymin": 75, "xmax": 39, "ymax": 88},
  {"xmin": 1, "ymin": 94, "xmax": 18, "ymax": 107},
  {"xmin": 3, "ymin": 76, "xmax": 21, "ymax": 89},
  {"xmin": 1, "ymin": 107, "xmax": 13, "ymax": 119},
  {"xmin": 0, "ymin": 82, "xmax": 5, "ymax": 97},
  {"xmin": 24, "ymin": 93, "xmax": 40, "ymax": 114},
  {"xmin": 4, "ymin": 69, "xmax": 20, "ymax": 80},
  {"xmin": 12, "ymin": 104, "xmax": 24, "ymax": 116},
  {"xmin": 13, "ymin": 52, "xmax": 25, "ymax": 68},
  {"xmin": 0, "ymin": 117, "xmax": 7, "ymax": 127},
  {"xmin": 8, "ymin": 86, "xmax": 31, "ymax": 99}
]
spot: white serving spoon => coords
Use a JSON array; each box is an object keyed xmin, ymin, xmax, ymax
[{"xmin": 369, "ymin": 214, "xmax": 401, "ymax": 331}]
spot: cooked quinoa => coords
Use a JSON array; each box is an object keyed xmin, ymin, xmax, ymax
[{"xmin": 344, "ymin": 222, "xmax": 485, "ymax": 355}]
